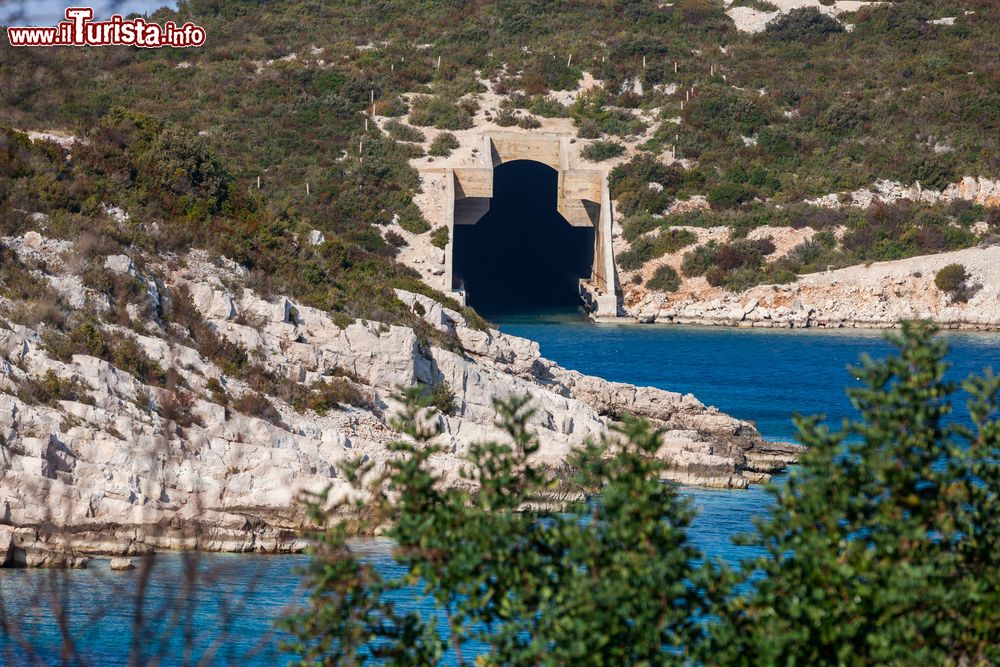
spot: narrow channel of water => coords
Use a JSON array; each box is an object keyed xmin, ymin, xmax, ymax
[{"xmin": 3, "ymin": 313, "xmax": 997, "ymax": 664}]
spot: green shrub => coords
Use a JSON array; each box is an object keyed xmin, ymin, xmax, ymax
[
  {"xmin": 618, "ymin": 228, "xmax": 698, "ymax": 271},
  {"xmin": 730, "ymin": 0, "xmax": 778, "ymax": 10},
  {"xmin": 646, "ymin": 265, "xmax": 681, "ymax": 292},
  {"xmin": 17, "ymin": 370, "xmax": 93, "ymax": 406},
  {"xmin": 621, "ymin": 215, "xmax": 662, "ymax": 242},
  {"xmin": 430, "ymin": 226, "xmax": 449, "ymax": 249},
  {"xmin": 681, "ymin": 243, "xmax": 716, "ymax": 277},
  {"xmin": 765, "ymin": 7, "xmax": 845, "ymax": 41},
  {"xmin": 934, "ymin": 263, "xmax": 973, "ymax": 303},
  {"xmin": 529, "ymin": 96, "xmax": 569, "ymax": 118},
  {"xmin": 516, "ymin": 114, "xmax": 542, "ymax": 130},
  {"xmin": 494, "ymin": 108, "xmax": 519, "ymax": 127},
  {"xmin": 581, "ymin": 140, "xmax": 625, "ymax": 162},
  {"xmin": 408, "ymin": 96, "xmax": 473, "ymax": 130},
  {"xmin": 423, "ymin": 379, "xmax": 457, "ymax": 416},
  {"xmin": 233, "ymin": 391, "xmax": 284, "ymax": 426},
  {"xmin": 291, "ymin": 377, "xmax": 371, "ymax": 414},
  {"xmin": 610, "ymin": 154, "xmax": 684, "ymax": 216},
  {"xmin": 428, "ymin": 132, "xmax": 459, "ymax": 157},
  {"xmin": 708, "ymin": 183, "xmax": 756, "ymax": 209},
  {"xmin": 708, "ymin": 323, "xmax": 1000, "ymax": 664},
  {"xmin": 384, "ymin": 119, "xmax": 425, "ymax": 143},
  {"xmin": 397, "ymin": 207, "xmax": 431, "ymax": 234}
]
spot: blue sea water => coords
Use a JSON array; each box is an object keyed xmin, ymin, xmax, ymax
[{"xmin": 2, "ymin": 314, "xmax": 998, "ymax": 664}]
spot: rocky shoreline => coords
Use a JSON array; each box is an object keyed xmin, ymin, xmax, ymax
[
  {"xmin": 627, "ymin": 245, "xmax": 1000, "ymax": 331},
  {"xmin": 0, "ymin": 237, "xmax": 799, "ymax": 567}
]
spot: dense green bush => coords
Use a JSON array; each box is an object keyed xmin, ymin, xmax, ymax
[
  {"xmin": 397, "ymin": 207, "xmax": 431, "ymax": 234},
  {"xmin": 934, "ymin": 263, "xmax": 973, "ymax": 303},
  {"xmin": 571, "ymin": 89, "xmax": 648, "ymax": 138},
  {"xmin": 408, "ymin": 96, "xmax": 474, "ymax": 130},
  {"xmin": 384, "ymin": 119, "xmax": 425, "ymax": 143},
  {"xmin": 646, "ymin": 265, "xmax": 682, "ymax": 292},
  {"xmin": 493, "ymin": 108, "xmax": 519, "ymax": 127},
  {"xmin": 428, "ymin": 132, "xmax": 459, "ymax": 157},
  {"xmin": 610, "ymin": 154, "xmax": 685, "ymax": 216},
  {"xmin": 618, "ymin": 228, "xmax": 697, "ymax": 271},
  {"xmin": 581, "ymin": 140, "xmax": 625, "ymax": 162},
  {"xmin": 708, "ymin": 183, "xmax": 756, "ymax": 209},
  {"xmin": 529, "ymin": 96, "xmax": 569, "ymax": 118},
  {"xmin": 516, "ymin": 114, "xmax": 542, "ymax": 130},
  {"xmin": 680, "ymin": 238, "xmax": 777, "ymax": 290},
  {"xmin": 708, "ymin": 323, "xmax": 1000, "ymax": 664},
  {"xmin": 765, "ymin": 7, "xmax": 845, "ymax": 41},
  {"xmin": 430, "ymin": 225, "xmax": 449, "ymax": 249}
]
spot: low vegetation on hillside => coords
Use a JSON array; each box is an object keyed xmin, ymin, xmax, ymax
[{"xmin": 2, "ymin": 0, "xmax": 997, "ymax": 307}]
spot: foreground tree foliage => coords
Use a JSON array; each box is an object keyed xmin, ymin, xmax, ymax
[
  {"xmin": 708, "ymin": 321, "xmax": 1000, "ymax": 666},
  {"xmin": 284, "ymin": 324, "xmax": 1000, "ymax": 665},
  {"xmin": 282, "ymin": 390, "xmax": 716, "ymax": 665}
]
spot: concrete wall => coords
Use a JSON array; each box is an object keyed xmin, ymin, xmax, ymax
[{"xmin": 433, "ymin": 132, "xmax": 619, "ymax": 319}]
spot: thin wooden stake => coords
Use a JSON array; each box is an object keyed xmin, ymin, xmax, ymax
[
  {"xmin": 306, "ymin": 182, "xmax": 310, "ymax": 195},
  {"xmin": 436, "ymin": 55, "xmax": 441, "ymax": 69},
  {"xmin": 674, "ymin": 61, "xmax": 678, "ymax": 73},
  {"xmin": 567, "ymin": 53, "xmax": 572, "ymax": 67},
  {"xmin": 642, "ymin": 55, "xmax": 646, "ymax": 68}
]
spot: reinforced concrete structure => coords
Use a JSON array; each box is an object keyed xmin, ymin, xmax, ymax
[{"xmin": 428, "ymin": 132, "xmax": 620, "ymax": 319}]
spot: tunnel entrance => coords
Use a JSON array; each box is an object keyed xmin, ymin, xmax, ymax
[{"xmin": 453, "ymin": 160, "xmax": 595, "ymax": 316}]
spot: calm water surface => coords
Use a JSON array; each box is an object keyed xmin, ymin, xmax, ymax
[{"xmin": 3, "ymin": 313, "xmax": 998, "ymax": 664}]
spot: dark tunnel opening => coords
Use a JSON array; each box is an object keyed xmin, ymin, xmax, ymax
[{"xmin": 453, "ymin": 160, "xmax": 595, "ymax": 317}]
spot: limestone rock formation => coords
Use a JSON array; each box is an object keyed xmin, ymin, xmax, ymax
[
  {"xmin": 629, "ymin": 245, "xmax": 1000, "ymax": 330},
  {"xmin": 0, "ymin": 236, "xmax": 798, "ymax": 564}
]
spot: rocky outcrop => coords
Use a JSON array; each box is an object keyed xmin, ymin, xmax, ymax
[
  {"xmin": 0, "ymin": 239, "xmax": 798, "ymax": 564},
  {"xmin": 806, "ymin": 177, "xmax": 1000, "ymax": 210},
  {"xmin": 629, "ymin": 245, "xmax": 1000, "ymax": 329}
]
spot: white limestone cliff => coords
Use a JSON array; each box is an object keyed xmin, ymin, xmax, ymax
[{"xmin": 0, "ymin": 238, "xmax": 798, "ymax": 565}]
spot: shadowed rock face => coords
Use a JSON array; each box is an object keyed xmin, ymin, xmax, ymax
[{"xmin": 453, "ymin": 160, "xmax": 595, "ymax": 316}]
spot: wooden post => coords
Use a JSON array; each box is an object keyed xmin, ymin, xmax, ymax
[
  {"xmin": 674, "ymin": 61, "xmax": 678, "ymax": 73},
  {"xmin": 567, "ymin": 53, "xmax": 572, "ymax": 67},
  {"xmin": 306, "ymin": 182, "xmax": 310, "ymax": 195},
  {"xmin": 436, "ymin": 55, "xmax": 441, "ymax": 69},
  {"xmin": 711, "ymin": 65, "xmax": 715, "ymax": 76},
  {"xmin": 642, "ymin": 55, "xmax": 646, "ymax": 68},
  {"xmin": 365, "ymin": 117, "xmax": 369, "ymax": 131}
]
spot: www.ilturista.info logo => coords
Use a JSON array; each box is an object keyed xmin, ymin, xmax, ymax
[{"xmin": 6, "ymin": 7, "xmax": 206, "ymax": 47}]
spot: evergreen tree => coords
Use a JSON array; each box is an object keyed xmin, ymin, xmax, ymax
[{"xmin": 706, "ymin": 321, "xmax": 1000, "ymax": 666}]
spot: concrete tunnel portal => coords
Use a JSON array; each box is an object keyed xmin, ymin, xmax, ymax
[
  {"xmin": 453, "ymin": 160, "xmax": 595, "ymax": 315},
  {"xmin": 436, "ymin": 132, "xmax": 619, "ymax": 319}
]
